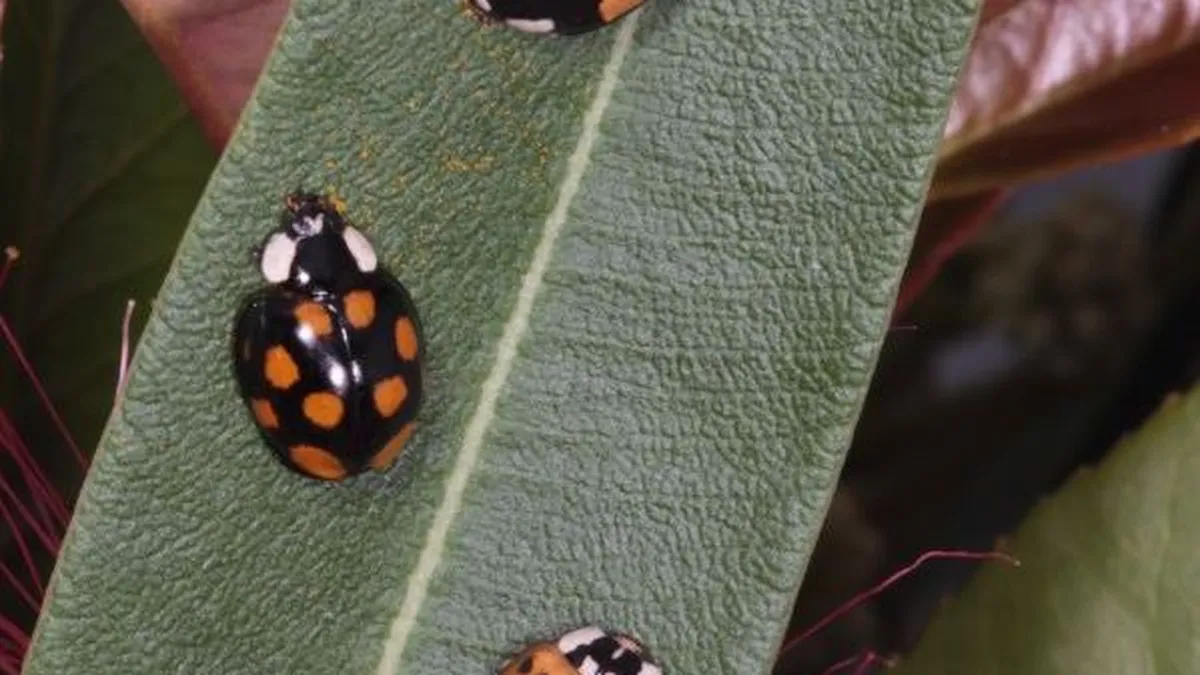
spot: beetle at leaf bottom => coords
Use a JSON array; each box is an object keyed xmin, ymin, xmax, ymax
[
  {"xmin": 467, "ymin": 0, "xmax": 646, "ymax": 35},
  {"xmin": 497, "ymin": 626, "xmax": 663, "ymax": 675},
  {"xmin": 231, "ymin": 191, "xmax": 425, "ymax": 482}
]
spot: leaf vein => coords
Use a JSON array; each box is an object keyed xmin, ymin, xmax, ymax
[
  {"xmin": 373, "ymin": 14, "xmax": 642, "ymax": 674},
  {"xmin": 52, "ymin": 105, "xmax": 190, "ymax": 234}
]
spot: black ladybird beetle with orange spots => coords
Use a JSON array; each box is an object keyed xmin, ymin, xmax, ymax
[
  {"xmin": 467, "ymin": 0, "xmax": 646, "ymax": 35},
  {"xmin": 497, "ymin": 626, "xmax": 663, "ymax": 675},
  {"xmin": 232, "ymin": 191, "xmax": 424, "ymax": 482}
]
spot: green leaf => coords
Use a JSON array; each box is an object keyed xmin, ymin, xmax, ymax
[
  {"xmin": 893, "ymin": 387, "xmax": 1200, "ymax": 675},
  {"xmin": 0, "ymin": 0, "xmax": 215, "ymax": 467},
  {"xmin": 25, "ymin": 1, "xmax": 979, "ymax": 673}
]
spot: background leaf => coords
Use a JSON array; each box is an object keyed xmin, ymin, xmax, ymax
[
  {"xmin": 899, "ymin": 0, "xmax": 1200, "ymax": 319},
  {"xmin": 932, "ymin": 0, "xmax": 1200, "ymax": 201},
  {"xmin": 121, "ymin": 0, "xmax": 289, "ymax": 149},
  {"xmin": 22, "ymin": 1, "xmax": 978, "ymax": 674},
  {"xmin": 893, "ymin": 189, "xmax": 1007, "ymax": 318},
  {"xmin": 892, "ymin": 387, "xmax": 1200, "ymax": 674},
  {"xmin": 0, "ymin": 0, "xmax": 215, "ymax": 481}
]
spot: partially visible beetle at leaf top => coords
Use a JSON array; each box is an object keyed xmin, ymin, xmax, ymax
[
  {"xmin": 231, "ymin": 191, "xmax": 425, "ymax": 482},
  {"xmin": 497, "ymin": 626, "xmax": 663, "ymax": 675},
  {"xmin": 467, "ymin": 0, "xmax": 646, "ymax": 35}
]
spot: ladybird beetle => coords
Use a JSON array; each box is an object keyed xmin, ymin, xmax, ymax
[
  {"xmin": 497, "ymin": 626, "xmax": 663, "ymax": 675},
  {"xmin": 467, "ymin": 0, "xmax": 646, "ymax": 35},
  {"xmin": 231, "ymin": 191, "xmax": 424, "ymax": 482}
]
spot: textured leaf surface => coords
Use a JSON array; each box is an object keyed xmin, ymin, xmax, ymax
[
  {"xmin": 25, "ymin": 1, "xmax": 978, "ymax": 674},
  {"xmin": 894, "ymin": 388, "xmax": 1200, "ymax": 675},
  {"xmin": 0, "ymin": 0, "xmax": 214, "ymax": 466}
]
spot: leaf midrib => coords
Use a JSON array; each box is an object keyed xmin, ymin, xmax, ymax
[{"xmin": 372, "ymin": 14, "xmax": 641, "ymax": 675}]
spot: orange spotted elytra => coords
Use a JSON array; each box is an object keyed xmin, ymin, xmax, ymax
[
  {"xmin": 232, "ymin": 191, "xmax": 424, "ymax": 481},
  {"xmin": 497, "ymin": 626, "xmax": 663, "ymax": 675},
  {"xmin": 466, "ymin": 0, "xmax": 646, "ymax": 35}
]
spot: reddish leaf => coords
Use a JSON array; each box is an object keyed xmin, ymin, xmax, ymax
[
  {"xmin": 977, "ymin": 0, "xmax": 1022, "ymax": 23},
  {"xmin": 903, "ymin": 0, "xmax": 1200, "ymax": 309},
  {"xmin": 120, "ymin": 0, "xmax": 290, "ymax": 149},
  {"xmin": 932, "ymin": 0, "xmax": 1200, "ymax": 201}
]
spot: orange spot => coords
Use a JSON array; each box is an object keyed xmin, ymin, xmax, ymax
[
  {"xmin": 344, "ymin": 290, "xmax": 376, "ymax": 329},
  {"xmin": 370, "ymin": 423, "xmax": 415, "ymax": 471},
  {"xmin": 288, "ymin": 444, "xmax": 347, "ymax": 481},
  {"xmin": 498, "ymin": 644, "xmax": 578, "ymax": 675},
  {"xmin": 394, "ymin": 317, "xmax": 419, "ymax": 361},
  {"xmin": 250, "ymin": 398, "xmax": 279, "ymax": 429},
  {"xmin": 598, "ymin": 0, "xmax": 643, "ymax": 22},
  {"xmin": 303, "ymin": 391, "xmax": 344, "ymax": 429},
  {"xmin": 264, "ymin": 346, "xmax": 300, "ymax": 390},
  {"xmin": 373, "ymin": 376, "xmax": 408, "ymax": 418},
  {"xmin": 294, "ymin": 301, "xmax": 333, "ymax": 337}
]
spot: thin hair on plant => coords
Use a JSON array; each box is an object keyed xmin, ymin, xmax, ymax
[
  {"xmin": 115, "ymin": 299, "xmax": 136, "ymax": 401},
  {"xmin": 778, "ymin": 549, "xmax": 1020, "ymax": 673}
]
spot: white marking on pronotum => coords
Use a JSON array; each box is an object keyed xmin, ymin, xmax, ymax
[
  {"xmin": 614, "ymin": 634, "xmax": 643, "ymax": 654},
  {"xmin": 260, "ymin": 232, "xmax": 296, "ymax": 282},
  {"xmin": 506, "ymin": 17, "xmax": 556, "ymax": 33},
  {"xmin": 300, "ymin": 213, "xmax": 326, "ymax": 235},
  {"xmin": 557, "ymin": 626, "xmax": 608, "ymax": 654},
  {"xmin": 472, "ymin": 0, "xmax": 492, "ymax": 12},
  {"xmin": 374, "ymin": 13, "xmax": 642, "ymax": 675},
  {"xmin": 342, "ymin": 225, "xmax": 378, "ymax": 272}
]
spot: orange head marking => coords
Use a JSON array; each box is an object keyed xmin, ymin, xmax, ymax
[{"xmin": 498, "ymin": 643, "xmax": 578, "ymax": 675}]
